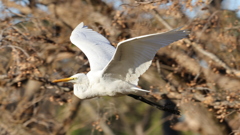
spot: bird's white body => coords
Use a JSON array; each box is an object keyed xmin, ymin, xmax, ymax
[
  {"xmin": 72, "ymin": 71, "xmax": 140, "ymax": 99},
  {"xmin": 53, "ymin": 22, "xmax": 188, "ymax": 99}
]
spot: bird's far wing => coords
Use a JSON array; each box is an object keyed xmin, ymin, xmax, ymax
[
  {"xmin": 102, "ymin": 29, "xmax": 188, "ymax": 85},
  {"xmin": 70, "ymin": 22, "xmax": 116, "ymax": 71}
]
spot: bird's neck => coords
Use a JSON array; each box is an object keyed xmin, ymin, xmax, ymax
[{"xmin": 72, "ymin": 74, "xmax": 88, "ymax": 99}]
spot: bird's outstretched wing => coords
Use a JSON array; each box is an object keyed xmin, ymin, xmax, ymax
[
  {"xmin": 103, "ymin": 29, "xmax": 188, "ymax": 84},
  {"xmin": 70, "ymin": 22, "xmax": 116, "ymax": 71}
]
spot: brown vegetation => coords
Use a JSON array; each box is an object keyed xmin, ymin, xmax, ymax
[{"xmin": 0, "ymin": 0, "xmax": 239, "ymax": 135}]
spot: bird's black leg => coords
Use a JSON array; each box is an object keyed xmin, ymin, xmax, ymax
[{"xmin": 127, "ymin": 94, "xmax": 180, "ymax": 115}]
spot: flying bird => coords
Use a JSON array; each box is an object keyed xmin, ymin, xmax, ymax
[{"xmin": 53, "ymin": 22, "xmax": 188, "ymax": 101}]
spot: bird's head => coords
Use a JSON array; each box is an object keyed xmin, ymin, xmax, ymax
[{"xmin": 52, "ymin": 73, "xmax": 86, "ymax": 84}]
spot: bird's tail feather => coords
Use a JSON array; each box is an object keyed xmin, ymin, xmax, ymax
[{"xmin": 131, "ymin": 87, "xmax": 150, "ymax": 92}]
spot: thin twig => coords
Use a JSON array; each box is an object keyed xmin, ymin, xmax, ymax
[
  {"xmin": 5, "ymin": 7, "xmax": 26, "ymax": 18},
  {"xmin": 196, "ymin": 10, "xmax": 219, "ymax": 42},
  {"xmin": 0, "ymin": 45, "xmax": 30, "ymax": 57},
  {"xmin": 152, "ymin": 9, "xmax": 173, "ymax": 30},
  {"xmin": 186, "ymin": 39, "xmax": 240, "ymax": 77},
  {"xmin": 11, "ymin": 26, "xmax": 30, "ymax": 40},
  {"xmin": 156, "ymin": 59, "xmax": 161, "ymax": 73}
]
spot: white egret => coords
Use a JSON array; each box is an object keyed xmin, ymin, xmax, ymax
[{"xmin": 53, "ymin": 22, "xmax": 188, "ymax": 100}]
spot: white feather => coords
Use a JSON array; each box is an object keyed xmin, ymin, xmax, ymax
[
  {"xmin": 56, "ymin": 22, "xmax": 189, "ymax": 99},
  {"xmin": 103, "ymin": 29, "xmax": 188, "ymax": 85},
  {"xmin": 70, "ymin": 22, "xmax": 115, "ymax": 71}
]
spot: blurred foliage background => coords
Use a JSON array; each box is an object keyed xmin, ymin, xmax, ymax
[{"xmin": 0, "ymin": 0, "xmax": 240, "ymax": 135}]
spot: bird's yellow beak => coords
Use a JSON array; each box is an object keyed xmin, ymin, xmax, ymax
[{"xmin": 52, "ymin": 77, "xmax": 74, "ymax": 83}]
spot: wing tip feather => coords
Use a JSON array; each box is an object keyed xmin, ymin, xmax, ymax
[
  {"xmin": 75, "ymin": 22, "xmax": 85, "ymax": 30},
  {"xmin": 171, "ymin": 26, "xmax": 190, "ymax": 36}
]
